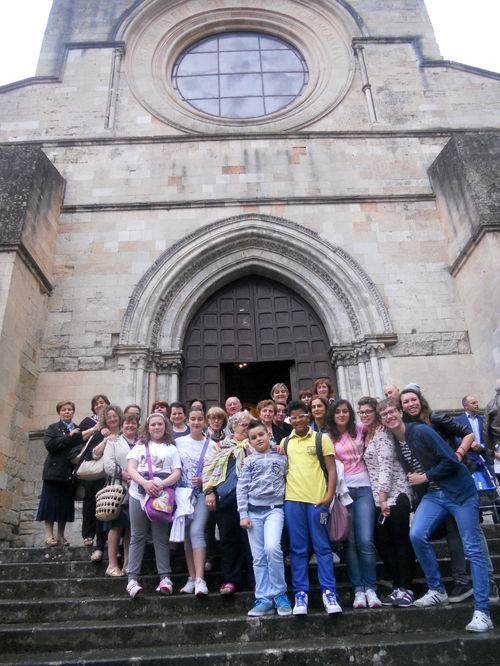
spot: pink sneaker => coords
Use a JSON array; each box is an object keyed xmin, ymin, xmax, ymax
[{"xmin": 156, "ymin": 577, "xmax": 173, "ymax": 595}]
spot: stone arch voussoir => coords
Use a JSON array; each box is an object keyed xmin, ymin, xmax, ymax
[{"xmin": 118, "ymin": 215, "xmax": 393, "ymax": 355}]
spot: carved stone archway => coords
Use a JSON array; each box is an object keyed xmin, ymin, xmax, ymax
[{"xmin": 115, "ymin": 214, "xmax": 396, "ymax": 406}]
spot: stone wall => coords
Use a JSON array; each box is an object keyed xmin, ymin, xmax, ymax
[
  {"xmin": 429, "ymin": 132, "xmax": 500, "ymax": 383},
  {"xmin": 0, "ymin": 0, "xmax": 499, "ymax": 544},
  {"xmin": 0, "ymin": 146, "xmax": 63, "ymax": 543}
]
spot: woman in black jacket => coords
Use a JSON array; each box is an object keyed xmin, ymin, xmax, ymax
[
  {"xmin": 36, "ymin": 400, "xmax": 84, "ymax": 546},
  {"xmin": 78, "ymin": 393, "xmax": 110, "ymax": 560}
]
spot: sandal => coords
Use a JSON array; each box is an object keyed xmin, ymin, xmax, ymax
[
  {"xmin": 219, "ymin": 582, "xmax": 236, "ymax": 595},
  {"xmin": 90, "ymin": 549, "xmax": 103, "ymax": 562},
  {"xmin": 105, "ymin": 567, "xmax": 124, "ymax": 577},
  {"xmin": 83, "ymin": 538, "xmax": 94, "ymax": 547},
  {"xmin": 57, "ymin": 538, "xmax": 70, "ymax": 547},
  {"xmin": 44, "ymin": 537, "xmax": 58, "ymax": 547}
]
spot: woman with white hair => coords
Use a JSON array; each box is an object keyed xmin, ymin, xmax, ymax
[{"xmin": 202, "ymin": 410, "xmax": 254, "ymax": 595}]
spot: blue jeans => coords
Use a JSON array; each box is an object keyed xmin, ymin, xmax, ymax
[
  {"xmin": 344, "ymin": 486, "xmax": 377, "ymax": 592},
  {"xmin": 285, "ymin": 500, "xmax": 336, "ymax": 594},
  {"xmin": 410, "ymin": 490, "xmax": 490, "ymax": 613},
  {"xmin": 247, "ymin": 506, "xmax": 287, "ymax": 604}
]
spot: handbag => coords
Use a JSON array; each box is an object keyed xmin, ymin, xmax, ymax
[
  {"xmin": 327, "ymin": 496, "xmax": 352, "ymax": 542},
  {"xmin": 76, "ymin": 457, "xmax": 105, "ymax": 480},
  {"xmin": 215, "ymin": 458, "xmax": 238, "ymax": 509},
  {"xmin": 141, "ymin": 443, "xmax": 175, "ymax": 524},
  {"xmin": 95, "ymin": 465, "xmax": 126, "ymax": 521}
]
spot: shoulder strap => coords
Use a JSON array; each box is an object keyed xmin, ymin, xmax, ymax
[
  {"xmin": 195, "ymin": 438, "xmax": 210, "ymax": 477},
  {"xmin": 144, "ymin": 443, "xmax": 154, "ymax": 480},
  {"xmin": 315, "ymin": 431, "xmax": 328, "ymax": 482},
  {"xmin": 283, "ymin": 435, "xmax": 291, "ymax": 454}
]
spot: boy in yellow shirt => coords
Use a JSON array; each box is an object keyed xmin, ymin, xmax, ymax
[{"xmin": 282, "ymin": 399, "xmax": 341, "ymax": 615}]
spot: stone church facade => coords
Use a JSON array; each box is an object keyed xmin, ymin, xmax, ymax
[{"xmin": 0, "ymin": 0, "xmax": 499, "ymax": 544}]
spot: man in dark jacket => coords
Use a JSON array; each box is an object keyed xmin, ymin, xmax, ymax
[
  {"xmin": 484, "ymin": 379, "xmax": 500, "ymax": 460},
  {"xmin": 378, "ymin": 399, "xmax": 493, "ymax": 633}
]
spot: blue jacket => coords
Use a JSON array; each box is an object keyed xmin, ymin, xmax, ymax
[
  {"xmin": 236, "ymin": 449, "xmax": 288, "ymax": 519},
  {"xmin": 404, "ymin": 423, "xmax": 476, "ymax": 505}
]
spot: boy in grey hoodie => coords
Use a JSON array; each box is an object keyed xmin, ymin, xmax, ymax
[{"xmin": 237, "ymin": 419, "xmax": 291, "ymax": 616}]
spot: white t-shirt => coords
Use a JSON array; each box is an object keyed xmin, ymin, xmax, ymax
[
  {"xmin": 175, "ymin": 435, "xmax": 214, "ymax": 488},
  {"xmin": 126, "ymin": 441, "xmax": 181, "ymax": 501}
]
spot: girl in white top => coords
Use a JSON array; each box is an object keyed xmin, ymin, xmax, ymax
[
  {"xmin": 125, "ymin": 413, "xmax": 181, "ymax": 598},
  {"xmin": 176, "ymin": 407, "xmax": 214, "ymax": 596}
]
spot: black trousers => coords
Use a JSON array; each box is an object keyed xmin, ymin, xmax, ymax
[
  {"xmin": 81, "ymin": 478, "xmax": 106, "ymax": 550},
  {"xmin": 215, "ymin": 501, "xmax": 254, "ymax": 589},
  {"xmin": 374, "ymin": 493, "xmax": 415, "ymax": 590}
]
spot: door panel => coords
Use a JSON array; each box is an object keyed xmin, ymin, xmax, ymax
[{"xmin": 180, "ymin": 275, "xmax": 335, "ymax": 405}]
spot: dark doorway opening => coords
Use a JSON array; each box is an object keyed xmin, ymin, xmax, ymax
[{"xmin": 221, "ymin": 360, "xmax": 293, "ymax": 414}]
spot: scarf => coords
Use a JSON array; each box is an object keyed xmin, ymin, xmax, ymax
[{"xmin": 201, "ymin": 437, "xmax": 252, "ymax": 491}]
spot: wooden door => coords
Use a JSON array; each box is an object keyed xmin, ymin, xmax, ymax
[{"xmin": 180, "ymin": 276, "xmax": 335, "ymax": 405}]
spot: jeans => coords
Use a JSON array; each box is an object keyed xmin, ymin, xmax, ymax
[
  {"xmin": 247, "ymin": 506, "xmax": 287, "ymax": 603},
  {"xmin": 410, "ymin": 490, "xmax": 490, "ymax": 613},
  {"xmin": 285, "ymin": 500, "xmax": 336, "ymax": 594},
  {"xmin": 344, "ymin": 486, "xmax": 377, "ymax": 592},
  {"xmin": 446, "ymin": 516, "xmax": 495, "ymax": 584}
]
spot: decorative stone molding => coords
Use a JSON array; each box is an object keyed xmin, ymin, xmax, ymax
[
  {"xmin": 117, "ymin": 0, "xmax": 361, "ymax": 133},
  {"xmin": 117, "ymin": 214, "xmax": 395, "ymax": 361}
]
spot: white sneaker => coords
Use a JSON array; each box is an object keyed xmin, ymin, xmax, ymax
[
  {"xmin": 465, "ymin": 610, "xmax": 494, "ymax": 632},
  {"xmin": 126, "ymin": 580, "xmax": 143, "ymax": 598},
  {"xmin": 365, "ymin": 589, "xmax": 382, "ymax": 608},
  {"xmin": 194, "ymin": 577, "xmax": 208, "ymax": 596},
  {"xmin": 353, "ymin": 591, "xmax": 367, "ymax": 608},
  {"xmin": 322, "ymin": 589, "xmax": 342, "ymax": 615},
  {"xmin": 414, "ymin": 589, "xmax": 448, "ymax": 607},
  {"xmin": 180, "ymin": 577, "xmax": 195, "ymax": 594},
  {"xmin": 292, "ymin": 591, "xmax": 308, "ymax": 615},
  {"xmin": 156, "ymin": 576, "xmax": 173, "ymax": 595},
  {"xmin": 332, "ymin": 552, "xmax": 341, "ymax": 564}
]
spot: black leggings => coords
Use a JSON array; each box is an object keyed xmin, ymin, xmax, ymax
[{"xmin": 374, "ymin": 493, "xmax": 415, "ymax": 590}]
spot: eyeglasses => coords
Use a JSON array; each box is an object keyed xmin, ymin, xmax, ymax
[
  {"xmin": 208, "ymin": 416, "xmax": 223, "ymax": 420},
  {"xmin": 289, "ymin": 414, "xmax": 308, "ymax": 421},
  {"xmin": 236, "ymin": 422, "xmax": 249, "ymax": 427},
  {"xmin": 358, "ymin": 409, "xmax": 375, "ymax": 416},
  {"xmin": 379, "ymin": 408, "xmax": 399, "ymax": 419}
]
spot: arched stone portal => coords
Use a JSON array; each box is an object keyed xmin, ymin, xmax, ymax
[
  {"xmin": 115, "ymin": 215, "xmax": 396, "ymax": 407},
  {"xmin": 181, "ymin": 274, "xmax": 337, "ymax": 406}
]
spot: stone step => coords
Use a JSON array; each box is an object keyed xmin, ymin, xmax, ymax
[
  {"xmin": 1, "ymin": 559, "xmax": 489, "ymax": 600},
  {"xmin": 0, "ymin": 578, "xmax": 477, "ymax": 625},
  {"xmin": 1, "ymin": 604, "xmax": 498, "ymax": 655},
  {"xmin": 3, "ymin": 541, "xmax": 499, "ymax": 581},
  {"xmin": 1, "ymin": 523, "xmax": 499, "ymax": 563},
  {"xmin": 1, "ymin": 630, "xmax": 499, "ymax": 666}
]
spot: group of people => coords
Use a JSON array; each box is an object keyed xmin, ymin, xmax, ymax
[{"xmin": 36, "ymin": 377, "xmax": 500, "ymax": 634}]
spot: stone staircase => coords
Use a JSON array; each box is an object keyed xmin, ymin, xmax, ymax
[{"xmin": 0, "ymin": 526, "xmax": 499, "ymax": 665}]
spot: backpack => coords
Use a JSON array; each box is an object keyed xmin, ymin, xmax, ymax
[
  {"xmin": 283, "ymin": 431, "xmax": 327, "ymax": 481},
  {"xmin": 283, "ymin": 431, "xmax": 351, "ymax": 541}
]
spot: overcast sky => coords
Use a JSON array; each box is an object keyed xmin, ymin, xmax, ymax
[{"xmin": 0, "ymin": 0, "xmax": 499, "ymax": 86}]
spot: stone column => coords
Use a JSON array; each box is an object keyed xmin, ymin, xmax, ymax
[{"xmin": 156, "ymin": 352, "xmax": 184, "ymax": 403}]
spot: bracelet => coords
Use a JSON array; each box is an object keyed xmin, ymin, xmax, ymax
[{"xmin": 456, "ymin": 451, "xmax": 463, "ymax": 460}]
